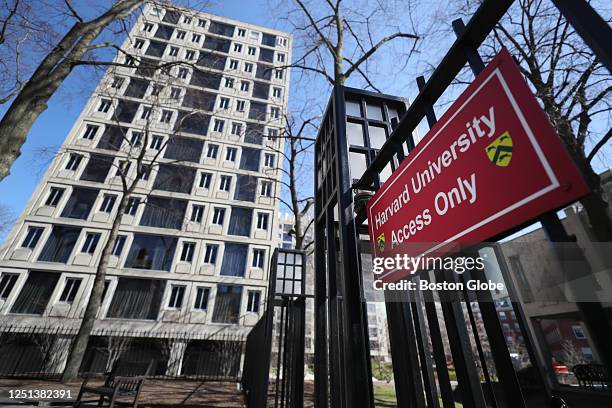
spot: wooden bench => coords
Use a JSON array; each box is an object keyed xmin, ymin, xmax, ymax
[
  {"xmin": 74, "ymin": 359, "xmax": 153, "ymax": 408},
  {"xmin": 572, "ymin": 363, "xmax": 610, "ymax": 389}
]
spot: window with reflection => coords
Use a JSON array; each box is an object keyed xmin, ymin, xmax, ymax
[
  {"xmin": 140, "ymin": 196, "xmax": 187, "ymax": 230},
  {"xmin": 212, "ymin": 284, "xmax": 242, "ymax": 324},
  {"xmin": 106, "ymin": 277, "xmax": 165, "ymax": 320},
  {"xmin": 37, "ymin": 226, "xmax": 80, "ymax": 263},
  {"xmin": 346, "ymin": 121, "xmax": 364, "ymax": 146},
  {"xmin": 220, "ymin": 243, "xmax": 248, "ymax": 277},
  {"xmin": 153, "ymin": 164, "xmax": 195, "ymax": 193},
  {"xmin": 80, "ymin": 154, "xmax": 113, "ymax": 182},
  {"xmin": 228, "ymin": 207, "xmax": 253, "ymax": 237},
  {"xmin": 60, "ymin": 188, "xmax": 98, "ymax": 219},
  {"xmin": 10, "ymin": 271, "xmax": 59, "ymax": 314},
  {"xmin": 125, "ymin": 233, "xmax": 177, "ymax": 271}
]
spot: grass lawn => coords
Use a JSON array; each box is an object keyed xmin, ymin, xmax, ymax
[{"xmin": 373, "ymin": 383, "xmax": 463, "ymax": 407}]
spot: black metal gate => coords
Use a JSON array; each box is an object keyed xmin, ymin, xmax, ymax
[
  {"xmin": 243, "ymin": 249, "xmax": 308, "ymax": 408},
  {"xmin": 312, "ymin": 1, "xmax": 612, "ymax": 407}
]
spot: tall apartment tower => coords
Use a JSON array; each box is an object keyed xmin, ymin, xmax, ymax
[{"xmin": 0, "ymin": 2, "xmax": 291, "ymax": 354}]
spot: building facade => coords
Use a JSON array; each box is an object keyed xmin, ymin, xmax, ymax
[{"xmin": 0, "ymin": 3, "xmax": 291, "ymax": 375}]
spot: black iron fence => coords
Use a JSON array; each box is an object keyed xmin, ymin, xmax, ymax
[{"xmin": 0, "ymin": 324, "xmax": 246, "ymax": 381}]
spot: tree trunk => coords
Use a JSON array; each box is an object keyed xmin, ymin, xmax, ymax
[
  {"xmin": 0, "ymin": 0, "xmax": 143, "ymax": 182},
  {"xmin": 61, "ymin": 193, "xmax": 129, "ymax": 382}
]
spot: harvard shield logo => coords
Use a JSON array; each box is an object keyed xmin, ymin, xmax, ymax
[
  {"xmin": 377, "ymin": 233, "xmax": 385, "ymax": 254},
  {"xmin": 486, "ymin": 131, "xmax": 513, "ymax": 167}
]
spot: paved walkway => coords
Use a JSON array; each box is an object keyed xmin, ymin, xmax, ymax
[{"xmin": 0, "ymin": 378, "xmax": 245, "ymax": 407}]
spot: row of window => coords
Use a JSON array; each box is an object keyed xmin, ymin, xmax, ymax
[
  {"xmin": 80, "ymin": 123, "xmax": 277, "ymax": 167},
  {"xmin": 96, "ymin": 96, "xmax": 283, "ymax": 129},
  {"xmin": 148, "ymin": 7, "xmax": 288, "ymax": 48},
  {"xmin": 0, "ymin": 272, "xmax": 262, "ymax": 323},
  {"xmin": 59, "ymin": 152, "xmax": 276, "ymax": 200},
  {"xmin": 19, "ymin": 222, "xmax": 269, "ymax": 274}
]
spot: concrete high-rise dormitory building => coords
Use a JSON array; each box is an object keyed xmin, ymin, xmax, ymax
[{"xmin": 0, "ymin": 3, "xmax": 291, "ymax": 375}]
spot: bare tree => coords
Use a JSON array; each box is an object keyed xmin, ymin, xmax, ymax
[
  {"xmin": 279, "ymin": 0, "xmax": 419, "ymax": 88},
  {"xmin": 61, "ymin": 63, "xmax": 215, "ymax": 380},
  {"xmin": 446, "ymin": 0, "xmax": 612, "ymax": 241}
]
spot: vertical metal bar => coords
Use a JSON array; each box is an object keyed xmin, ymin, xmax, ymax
[
  {"xmin": 422, "ymin": 286, "xmax": 456, "ymax": 408},
  {"xmin": 275, "ymin": 302, "xmax": 286, "ymax": 408},
  {"xmin": 327, "ymin": 208, "xmax": 344, "ymax": 408},
  {"xmin": 332, "ymin": 86, "xmax": 374, "ymax": 408},
  {"xmin": 436, "ymin": 269, "xmax": 486, "ymax": 408},
  {"xmin": 411, "ymin": 285, "xmax": 440, "ymax": 408},
  {"xmin": 551, "ymin": 0, "xmax": 612, "ymax": 72}
]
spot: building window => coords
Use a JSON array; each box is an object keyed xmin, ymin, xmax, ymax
[
  {"xmin": 268, "ymin": 128, "xmax": 279, "ymax": 139},
  {"xmin": 180, "ymin": 242, "xmax": 196, "ymax": 262},
  {"xmin": 125, "ymin": 234, "xmax": 177, "ymax": 271},
  {"xmin": 219, "ymin": 97, "xmax": 230, "ymax": 109},
  {"xmin": 252, "ymin": 249, "xmax": 265, "ymax": 268},
  {"xmin": 134, "ymin": 39, "xmax": 145, "ymax": 49},
  {"xmin": 270, "ymin": 107, "xmax": 281, "ymax": 119},
  {"xmin": 82, "ymin": 125, "xmax": 99, "ymax": 140},
  {"xmin": 219, "ymin": 175, "xmax": 231, "ymax": 191},
  {"xmin": 229, "ymin": 59, "xmax": 239, "ymax": 70},
  {"xmin": 225, "ymin": 147, "xmax": 237, "ymax": 162},
  {"xmin": 247, "ymin": 46, "xmax": 256, "ymax": 56},
  {"xmin": 233, "ymin": 43, "xmax": 242, "ymax": 52},
  {"xmin": 160, "ymin": 109, "xmax": 173, "ymax": 123},
  {"xmin": 240, "ymin": 81, "xmax": 250, "ymax": 92},
  {"xmin": 107, "ymin": 277, "xmax": 164, "ymax": 319},
  {"xmin": 197, "ymin": 18, "xmax": 206, "ymax": 27},
  {"xmin": 81, "ymin": 232, "xmax": 101, "ymax": 254},
  {"xmin": 212, "ymin": 284, "xmax": 242, "ymax": 324},
  {"xmin": 183, "ymin": 16, "xmax": 192, "ymax": 24},
  {"xmin": 275, "ymin": 69, "xmax": 284, "ymax": 80},
  {"xmin": 130, "ymin": 131, "xmax": 143, "ymax": 146},
  {"xmin": 231, "ymin": 122, "xmax": 242, "ymax": 136},
  {"xmin": 264, "ymin": 153, "xmax": 275, "ymax": 167},
  {"xmin": 273, "ymin": 87, "xmax": 282, "ymax": 98},
  {"xmin": 213, "ymin": 119, "xmax": 225, "ymax": 132},
  {"xmin": 112, "ymin": 235, "xmax": 127, "ymax": 256},
  {"xmin": 22, "ymin": 226, "xmax": 44, "ymax": 249},
  {"xmin": 60, "ymin": 187, "xmax": 98, "ymax": 219},
  {"xmin": 11, "ymin": 271, "xmax": 59, "ymax": 314},
  {"xmin": 45, "ymin": 187, "xmax": 65, "ymax": 206},
  {"xmin": 125, "ymin": 197, "xmax": 140, "ymax": 216},
  {"xmin": 150, "ymin": 135, "xmax": 163, "ymax": 150},
  {"xmin": 185, "ymin": 50, "xmax": 196, "ymax": 60},
  {"xmin": 224, "ymin": 77, "xmax": 234, "ymax": 88},
  {"xmin": 244, "ymin": 63, "xmax": 253, "ymax": 73},
  {"xmin": 212, "ymin": 207, "xmax": 225, "ymax": 225},
  {"xmin": 192, "ymin": 33, "xmax": 201, "ymax": 43},
  {"xmin": 150, "ymin": 83, "xmax": 163, "ymax": 96},
  {"xmin": 111, "ymin": 76, "xmax": 125, "ymax": 89},
  {"xmin": 204, "ymin": 244, "xmax": 218, "ymax": 264},
  {"xmin": 170, "ymin": 87, "xmax": 182, "ymax": 99},
  {"xmin": 247, "ymin": 290, "xmax": 261, "ymax": 313},
  {"xmin": 572, "ymin": 325, "xmax": 586, "ymax": 339},
  {"xmin": 99, "ymin": 194, "xmax": 117, "ymax": 213},
  {"xmin": 256, "ymin": 213, "xmax": 269, "ymax": 230},
  {"xmin": 277, "ymin": 53, "xmax": 285, "ymax": 63},
  {"xmin": 65, "ymin": 153, "xmax": 82, "ymax": 171},
  {"xmin": 59, "ymin": 278, "xmax": 82, "ymax": 303},
  {"xmin": 168, "ymin": 285, "xmax": 186, "ymax": 308},
  {"xmin": 38, "ymin": 225, "xmax": 81, "ymax": 263},
  {"xmin": 194, "ymin": 287, "xmax": 210, "ymax": 310},
  {"xmin": 191, "ymin": 204, "xmax": 204, "ymax": 222},
  {"xmin": 236, "ymin": 100, "xmax": 246, "ymax": 112},
  {"xmin": 143, "ymin": 22, "xmax": 154, "ymax": 32},
  {"xmin": 140, "ymin": 106, "xmax": 152, "ymax": 120},
  {"xmin": 237, "ymin": 28, "xmax": 246, "ymax": 37},
  {"xmin": 0, "ymin": 274, "xmax": 18, "ymax": 300},
  {"xmin": 260, "ymin": 181, "xmax": 272, "ymax": 197},
  {"xmin": 176, "ymin": 30, "xmax": 186, "ymax": 40},
  {"xmin": 178, "ymin": 67, "xmax": 189, "ymax": 79},
  {"xmin": 206, "ymin": 144, "xmax": 219, "ymax": 158},
  {"xmin": 169, "ymin": 46, "xmax": 179, "ymax": 56},
  {"xmin": 199, "ymin": 172, "xmax": 212, "ymax": 188}
]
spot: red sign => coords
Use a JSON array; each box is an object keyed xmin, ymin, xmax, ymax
[{"xmin": 366, "ymin": 48, "xmax": 589, "ymax": 283}]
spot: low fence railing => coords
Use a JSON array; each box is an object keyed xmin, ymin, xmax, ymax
[{"xmin": 0, "ymin": 324, "xmax": 246, "ymax": 381}]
